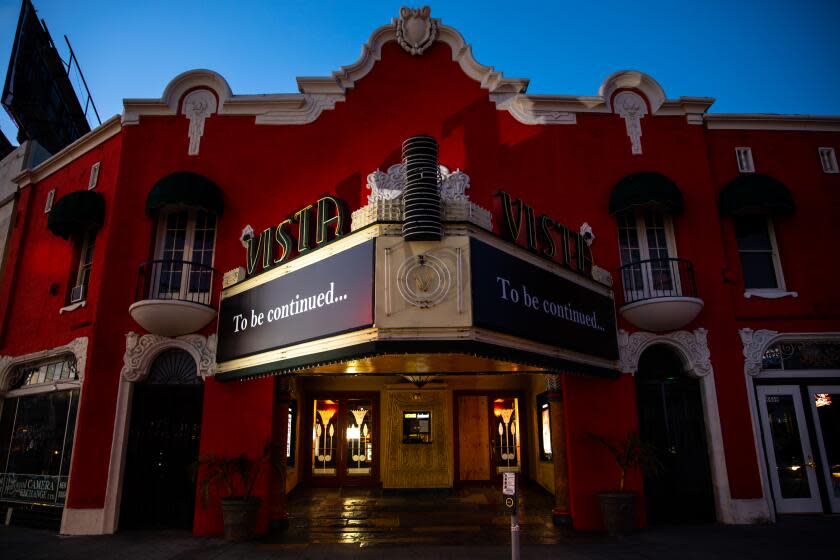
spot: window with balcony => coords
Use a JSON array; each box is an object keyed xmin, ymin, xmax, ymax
[
  {"xmin": 617, "ymin": 207, "xmax": 680, "ymax": 302},
  {"xmin": 148, "ymin": 208, "xmax": 217, "ymax": 302}
]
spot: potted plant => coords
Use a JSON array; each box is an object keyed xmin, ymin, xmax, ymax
[
  {"xmin": 195, "ymin": 443, "xmax": 275, "ymax": 541},
  {"xmin": 590, "ymin": 431, "xmax": 661, "ymax": 536}
]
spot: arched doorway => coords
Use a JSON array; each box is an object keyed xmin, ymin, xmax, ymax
[
  {"xmin": 120, "ymin": 349, "xmax": 204, "ymax": 530},
  {"xmin": 636, "ymin": 344, "xmax": 715, "ymax": 524}
]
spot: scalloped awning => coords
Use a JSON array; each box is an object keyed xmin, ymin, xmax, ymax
[
  {"xmin": 609, "ymin": 172, "xmax": 684, "ymax": 214},
  {"xmin": 145, "ymin": 172, "xmax": 224, "ymax": 215},
  {"xmin": 719, "ymin": 174, "xmax": 795, "ymax": 216},
  {"xmin": 47, "ymin": 191, "xmax": 105, "ymax": 239}
]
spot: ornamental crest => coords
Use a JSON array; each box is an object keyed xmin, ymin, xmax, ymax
[{"xmin": 397, "ymin": 6, "xmax": 437, "ymax": 55}]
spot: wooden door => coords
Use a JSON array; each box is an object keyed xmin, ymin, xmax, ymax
[{"xmin": 457, "ymin": 396, "xmax": 490, "ymax": 481}]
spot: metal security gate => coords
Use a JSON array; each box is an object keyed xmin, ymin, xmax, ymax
[
  {"xmin": 120, "ymin": 350, "xmax": 203, "ymax": 530},
  {"xmin": 636, "ymin": 345, "xmax": 715, "ymax": 524}
]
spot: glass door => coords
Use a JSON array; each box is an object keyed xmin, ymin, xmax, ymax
[
  {"xmin": 756, "ymin": 385, "xmax": 821, "ymax": 513},
  {"xmin": 492, "ymin": 397, "xmax": 522, "ymax": 475},
  {"xmin": 808, "ymin": 386, "xmax": 840, "ymax": 513},
  {"xmin": 310, "ymin": 395, "xmax": 376, "ymax": 486}
]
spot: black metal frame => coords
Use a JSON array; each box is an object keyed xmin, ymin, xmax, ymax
[
  {"xmin": 135, "ymin": 259, "xmax": 217, "ymax": 306},
  {"xmin": 619, "ymin": 257, "xmax": 698, "ymax": 306}
]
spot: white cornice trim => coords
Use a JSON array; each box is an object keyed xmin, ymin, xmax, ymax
[
  {"xmin": 14, "ymin": 117, "xmax": 122, "ymax": 188},
  {"xmin": 706, "ymin": 114, "xmax": 840, "ymax": 131}
]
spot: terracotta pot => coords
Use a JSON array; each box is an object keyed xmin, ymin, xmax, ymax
[
  {"xmin": 597, "ymin": 492, "xmax": 636, "ymax": 536},
  {"xmin": 220, "ymin": 496, "xmax": 261, "ymax": 541}
]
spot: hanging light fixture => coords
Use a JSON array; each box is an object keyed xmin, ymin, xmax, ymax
[{"xmin": 402, "ymin": 374, "xmax": 436, "ymax": 388}]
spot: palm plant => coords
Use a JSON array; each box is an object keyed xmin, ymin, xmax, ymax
[{"xmin": 590, "ymin": 431, "xmax": 662, "ymax": 492}]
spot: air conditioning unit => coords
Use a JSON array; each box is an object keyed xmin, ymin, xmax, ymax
[{"xmin": 70, "ymin": 284, "xmax": 86, "ymax": 303}]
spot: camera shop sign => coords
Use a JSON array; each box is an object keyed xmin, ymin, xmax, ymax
[{"xmin": 0, "ymin": 473, "xmax": 68, "ymax": 505}]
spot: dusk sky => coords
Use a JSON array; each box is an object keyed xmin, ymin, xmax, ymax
[{"xmin": 1, "ymin": 0, "xmax": 839, "ymax": 145}]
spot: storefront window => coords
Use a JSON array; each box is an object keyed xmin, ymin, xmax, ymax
[
  {"xmin": 286, "ymin": 400, "xmax": 297, "ymax": 467},
  {"xmin": 537, "ymin": 394, "xmax": 552, "ymax": 461},
  {"xmin": 0, "ymin": 389, "xmax": 79, "ymax": 506},
  {"xmin": 493, "ymin": 397, "xmax": 521, "ymax": 473}
]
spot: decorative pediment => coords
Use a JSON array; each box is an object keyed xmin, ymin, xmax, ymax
[
  {"xmin": 121, "ymin": 12, "xmax": 712, "ymax": 127},
  {"xmin": 121, "ymin": 332, "xmax": 217, "ymax": 382},
  {"xmin": 618, "ymin": 328, "xmax": 712, "ymax": 378}
]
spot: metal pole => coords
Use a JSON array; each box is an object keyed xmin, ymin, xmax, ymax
[
  {"xmin": 511, "ymin": 472, "xmax": 520, "ymax": 560},
  {"xmin": 511, "ymin": 506, "xmax": 520, "ymax": 560}
]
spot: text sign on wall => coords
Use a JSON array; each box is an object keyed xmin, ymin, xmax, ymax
[
  {"xmin": 471, "ymin": 239, "xmax": 618, "ymax": 361},
  {"xmin": 217, "ymin": 240, "xmax": 375, "ymax": 363},
  {"xmin": 0, "ymin": 474, "xmax": 68, "ymax": 506}
]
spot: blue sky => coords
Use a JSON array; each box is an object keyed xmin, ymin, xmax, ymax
[{"xmin": 2, "ymin": 0, "xmax": 840, "ymax": 145}]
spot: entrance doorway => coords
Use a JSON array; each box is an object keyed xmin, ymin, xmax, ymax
[
  {"xmin": 120, "ymin": 349, "xmax": 203, "ymax": 530},
  {"xmin": 757, "ymin": 385, "xmax": 840, "ymax": 513},
  {"xmin": 455, "ymin": 393, "xmax": 524, "ymax": 483},
  {"xmin": 636, "ymin": 345, "xmax": 715, "ymax": 524},
  {"xmin": 307, "ymin": 393, "xmax": 378, "ymax": 486}
]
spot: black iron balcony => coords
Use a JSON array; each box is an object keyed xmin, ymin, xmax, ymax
[
  {"xmin": 129, "ymin": 260, "xmax": 218, "ymax": 336},
  {"xmin": 618, "ymin": 258, "xmax": 703, "ymax": 332}
]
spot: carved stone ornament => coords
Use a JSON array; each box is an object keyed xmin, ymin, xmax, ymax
[
  {"xmin": 613, "ymin": 91, "xmax": 647, "ymax": 155},
  {"xmin": 618, "ymin": 328, "xmax": 712, "ymax": 378},
  {"xmin": 355, "ymin": 164, "xmax": 491, "ymax": 231},
  {"xmin": 366, "ymin": 164, "xmax": 405, "ymax": 203},
  {"xmin": 121, "ymin": 332, "xmax": 217, "ymax": 383},
  {"xmin": 182, "ymin": 89, "xmax": 217, "ymax": 156},
  {"xmin": 0, "ymin": 337, "xmax": 88, "ymax": 393},
  {"xmin": 738, "ymin": 328, "xmax": 779, "ymax": 377},
  {"xmin": 396, "ymin": 6, "xmax": 438, "ymax": 56}
]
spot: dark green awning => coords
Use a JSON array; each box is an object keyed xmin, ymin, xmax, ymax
[
  {"xmin": 719, "ymin": 174, "xmax": 795, "ymax": 216},
  {"xmin": 47, "ymin": 191, "xmax": 105, "ymax": 239},
  {"xmin": 145, "ymin": 172, "xmax": 224, "ymax": 215},
  {"xmin": 609, "ymin": 172, "xmax": 684, "ymax": 214}
]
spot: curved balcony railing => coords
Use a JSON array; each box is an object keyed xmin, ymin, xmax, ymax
[
  {"xmin": 135, "ymin": 259, "xmax": 217, "ymax": 307},
  {"xmin": 618, "ymin": 257, "xmax": 698, "ymax": 306}
]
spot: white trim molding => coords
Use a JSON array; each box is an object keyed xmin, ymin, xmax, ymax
[
  {"xmin": 0, "ymin": 337, "xmax": 89, "ymax": 394},
  {"xmin": 618, "ymin": 328, "xmax": 770, "ymax": 524},
  {"xmin": 618, "ymin": 328, "xmax": 711, "ymax": 378},
  {"xmin": 120, "ymin": 11, "xmax": 714, "ymax": 129},
  {"xmin": 120, "ymin": 331, "xmax": 217, "ymax": 382}
]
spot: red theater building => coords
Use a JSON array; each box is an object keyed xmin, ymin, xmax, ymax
[{"xmin": 0, "ymin": 7, "xmax": 838, "ymax": 536}]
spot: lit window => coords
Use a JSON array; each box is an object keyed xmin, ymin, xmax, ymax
[
  {"xmin": 537, "ymin": 394, "xmax": 553, "ymax": 462},
  {"xmin": 70, "ymin": 229, "xmax": 96, "ymax": 303},
  {"xmin": 736, "ymin": 147, "xmax": 755, "ymax": 173},
  {"xmin": 819, "ymin": 147, "xmax": 838, "ymax": 174},
  {"xmin": 734, "ymin": 215, "xmax": 784, "ymax": 290},
  {"xmin": 286, "ymin": 400, "xmax": 297, "ymax": 467}
]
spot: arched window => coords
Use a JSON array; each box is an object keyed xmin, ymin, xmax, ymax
[{"xmin": 146, "ymin": 349, "xmax": 201, "ymax": 385}]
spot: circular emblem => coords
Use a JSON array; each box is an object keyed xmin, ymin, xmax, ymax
[
  {"xmin": 505, "ymin": 497, "xmax": 515, "ymax": 508},
  {"xmin": 397, "ymin": 253, "xmax": 450, "ymax": 308}
]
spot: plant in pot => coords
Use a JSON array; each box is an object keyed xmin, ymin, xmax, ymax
[
  {"xmin": 195, "ymin": 443, "xmax": 275, "ymax": 541},
  {"xmin": 589, "ymin": 431, "xmax": 661, "ymax": 537}
]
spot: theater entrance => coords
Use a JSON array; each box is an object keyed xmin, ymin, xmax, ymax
[
  {"xmin": 455, "ymin": 393, "xmax": 524, "ymax": 484},
  {"xmin": 307, "ymin": 393, "xmax": 378, "ymax": 486}
]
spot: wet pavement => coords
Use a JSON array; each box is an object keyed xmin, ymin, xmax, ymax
[{"xmin": 2, "ymin": 485, "xmax": 839, "ymax": 558}]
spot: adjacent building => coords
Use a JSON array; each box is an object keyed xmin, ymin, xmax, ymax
[{"xmin": 0, "ymin": 8, "xmax": 838, "ymax": 536}]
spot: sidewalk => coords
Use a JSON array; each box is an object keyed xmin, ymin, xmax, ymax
[{"xmin": 2, "ymin": 516, "xmax": 839, "ymax": 560}]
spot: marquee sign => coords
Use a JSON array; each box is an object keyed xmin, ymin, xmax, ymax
[
  {"xmin": 495, "ymin": 191, "xmax": 593, "ymax": 276},
  {"xmin": 471, "ymin": 239, "xmax": 618, "ymax": 360},
  {"xmin": 244, "ymin": 196, "xmax": 350, "ymax": 277},
  {"xmin": 217, "ymin": 240, "xmax": 375, "ymax": 363}
]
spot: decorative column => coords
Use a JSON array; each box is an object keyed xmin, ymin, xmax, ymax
[
  {"xmin": 546, "ymin": 377, "xmax": 572, "ymax": 527},
  {"xmin": 269, "ymin": 377, "xmax": 291, "ymax": 531}
]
